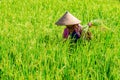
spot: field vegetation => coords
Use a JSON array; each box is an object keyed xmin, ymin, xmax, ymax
[{"xmin": 0, "ymin": 0, "xmax": 120, "ymax": 80}]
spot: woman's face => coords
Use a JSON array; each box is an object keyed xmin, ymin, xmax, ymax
[
  {"xmin": 66, "ymin": 25, "xmax": 74, "ymax": 33},
  {"xmin": 66, "ymin": 24, "xmax": 78, "ymax": 28}
]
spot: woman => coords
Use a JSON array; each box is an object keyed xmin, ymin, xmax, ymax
[
  {"xmin": 55, "ymin": 11, "xmax": 92, "ymax": 42},
  {"xmin": 55, "ymin": 11, "xmax": 82, "ymax": 42}
]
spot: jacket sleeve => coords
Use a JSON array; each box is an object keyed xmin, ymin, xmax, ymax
[{"xmin": 63, "ymin": 28, "xmax": 69, "ymax": 39}]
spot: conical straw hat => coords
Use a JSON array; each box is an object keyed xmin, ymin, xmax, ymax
[{"xmin": 55, "ymin": 11, "xmax": 81, "ymax": 26}]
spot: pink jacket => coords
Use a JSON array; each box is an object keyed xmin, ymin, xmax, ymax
[{"xmin": 63, "ymin": 28, "xmax": 69, "ymax": 38}]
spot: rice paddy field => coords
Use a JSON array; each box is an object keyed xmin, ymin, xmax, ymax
[{"xmin": 0, "ymin": 0, "xmax": 120, "ymax": 80}]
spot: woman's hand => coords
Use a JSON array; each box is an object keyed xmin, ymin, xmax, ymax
[{"xmin": 88, "ymin": 22, "xmax": 92, "ymax": 27}]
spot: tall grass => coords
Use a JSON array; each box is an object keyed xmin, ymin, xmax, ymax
[{"xmin": 0, "ymin": 0, "xmax": 120, "ymax": 80}]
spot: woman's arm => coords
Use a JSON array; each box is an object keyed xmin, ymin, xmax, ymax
[{"xmin": 63, "ymin": 28, "xmax": 69, "ymax": 39}]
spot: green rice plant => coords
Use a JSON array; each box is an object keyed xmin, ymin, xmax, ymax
[{"xmin": 0, "ymin": 0, "xmax": 120, "ymax": 80}]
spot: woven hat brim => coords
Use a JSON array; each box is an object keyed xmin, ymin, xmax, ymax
[{"xmin": 55, "ymin": 12, "xmax": 81, "ymax": 26}]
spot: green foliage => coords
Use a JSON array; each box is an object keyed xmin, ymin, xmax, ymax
[{"xmin": 0, "ymin": 0, "xmax": 120, "ymax": 80}]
